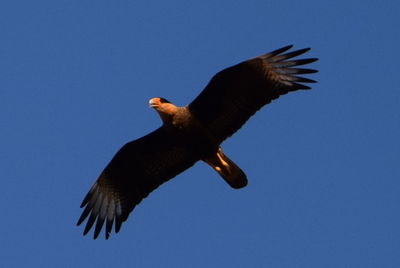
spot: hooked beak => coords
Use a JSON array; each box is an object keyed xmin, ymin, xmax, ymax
[{"xmin": 149, "ymin": 98, "xmax": 158, "ymax": 108}]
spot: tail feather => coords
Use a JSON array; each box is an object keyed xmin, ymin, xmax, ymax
[{"xmin": 204, "ymin": 148, "xmax": 248, "ymax": 189}]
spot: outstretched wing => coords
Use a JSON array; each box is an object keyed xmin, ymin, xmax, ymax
[
  {"xmin": 77, "ymin": 127, "xmax": 199, "ymax": 239},
  {"xmin": 189, "ymin": 45, "xmax": 318, "ymax": 144}
]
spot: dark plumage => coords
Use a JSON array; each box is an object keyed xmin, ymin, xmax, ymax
[{"xmin": 77, "ymin": 45, "xmax": 318, "ymax": 239}]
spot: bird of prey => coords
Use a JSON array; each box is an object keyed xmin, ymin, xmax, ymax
[{"xmin": 77, "ymin": 45, "xmax": 318, "ymax": 239}]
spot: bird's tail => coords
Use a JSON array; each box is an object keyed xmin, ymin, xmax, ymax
[{"xmin": 204, "ymin": 147, "xmax": 248, "ymax": 189}]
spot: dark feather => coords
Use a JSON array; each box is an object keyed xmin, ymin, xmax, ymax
[
  {"xmin": 105, "ymin": 198, "xmax": 115, "ymax": 239},
  {"xmin": 189, "ymin": 45, "xmax": 318, "ymax": 143},
  {"xmin": 93, "ymin": 194, "xmax": 108, "ymax": 239},
  {"xmin": 263, "ymin": 45, "xmax": 293, "ymax": 58},
  {"xmin": 77, "ymin": 127, "xmax": 199, "ymax": 239}
]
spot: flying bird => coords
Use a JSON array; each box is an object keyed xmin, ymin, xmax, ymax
[{"xmin": 77, "ymin": 45, "xmax": 318, "ymax": 239}]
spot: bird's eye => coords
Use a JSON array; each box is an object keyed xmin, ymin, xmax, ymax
[{"xmin": 159, "ymin": 98, "xmax": 170, "ymax": 104}]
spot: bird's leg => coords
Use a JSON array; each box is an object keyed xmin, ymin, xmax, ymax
[
  {"xmin": 215, "ymin": 148, "xmax": 231, "ymax": 173},
  {"xmin": 204, "ymin": 147, "xmax": 232, "ymax": 174},
  {"xmin": 203, "ymin": 147, "xmax": 248, "ymax": 189}
]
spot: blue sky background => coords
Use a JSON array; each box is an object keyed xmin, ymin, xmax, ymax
[{"xmin": 1, "ymin": 0, "xmax": 399, "ymax": 267}]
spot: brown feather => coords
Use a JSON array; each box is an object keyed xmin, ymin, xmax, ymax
[
  {"xmin": 189, "ymin": 45, "xmax": 318, "ymax": 143},
  {"xmin": 77, "ymin": 127, "xmax": 199, "ymax": 239}
]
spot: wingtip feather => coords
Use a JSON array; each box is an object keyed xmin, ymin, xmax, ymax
[
  {"xmin": 83, "ymin": 212, "xmax": 97, "ymax": 236},
  {"xmin": 292, "ymin": 82, "xmax": 312, "ymax": 90},
  {"xmin": 264, "ymin": 46, "xmax": 318, "ymax": 90},
  {"xmin": 263, "ymin": 45, "xmax": 293, "ymax": 58},
  {"xmin": 93, "ymin": 195, "xmax": 108, "ymax": 239}
]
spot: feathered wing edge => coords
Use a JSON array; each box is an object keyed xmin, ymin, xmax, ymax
[
  {"xmin": 188, "ymin": 45, "xmax": 319, "ymax": 143},
  {"xmin": 76, "ymin": 175, "xmax": 122, "ymax": 240},
  {"xmin": 77, "ymin": 128, "xmax": 199, "ymax": 239},
  {"xmin": 259, "ymin": 45, "xmax": 318, "ymax": 90}
]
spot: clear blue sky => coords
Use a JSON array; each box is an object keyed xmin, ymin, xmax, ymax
[{"xmin": 1, "ymin": 0, "xmax": 399, "ymax": 267}]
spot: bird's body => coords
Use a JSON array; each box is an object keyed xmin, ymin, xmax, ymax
[
  {"xmin": 150, "ymin": 98, "xmax": 248, "ymax": 188},
  {"xmin": 77, "ymin": 45, "xmax": 318, "ymax": 239},
  {"xmin": 150, "ymin": 101, "xmax": 218, "ymax": 158}
]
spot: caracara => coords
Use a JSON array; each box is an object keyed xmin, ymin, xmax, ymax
[{"xmin": 77, "ymin": 45, "xmax": 318, "ymax": 239}]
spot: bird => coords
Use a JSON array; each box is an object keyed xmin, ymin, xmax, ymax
[{"xmin": 77, "ymin": 45, "xmax": 318, "ymax": 239}]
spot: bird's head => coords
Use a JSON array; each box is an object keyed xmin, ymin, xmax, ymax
[
  {"xmin": 149, "ymin": 97, "xmax": 171, "ymax": 109},
  {"xmin": 149, "ymin": 97, "xmax": 178, "ymax": 123}
]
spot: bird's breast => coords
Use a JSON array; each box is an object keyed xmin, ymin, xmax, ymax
[{"xmin": 168, "ymin": 109, "xmax": 219, "ymax": 158}]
